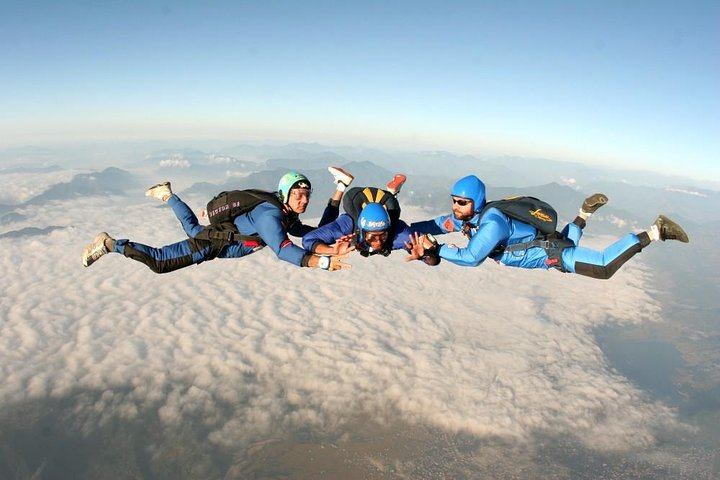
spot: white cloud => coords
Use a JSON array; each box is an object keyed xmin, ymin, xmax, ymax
[
  {"xmin": 609, "ymin": 215, "xmax": 629, "ymax": 229},
  {"xmin": 158, "ymin": 155, "xmax": 191, "ymax": 168},
  {"xmin": 0, "ymin": 191, "xmax": 683, "ymax": 453},
  {"xmin": 665, "ymin": 186, "xmax": 706, "ymax": 197},
  {"xmin": 560, "ymin": 176, "xmax": 578, "ymax": 188},
  {"xmin": 0, "ymin": 169, "xmax": 81, "ymax": 203}
]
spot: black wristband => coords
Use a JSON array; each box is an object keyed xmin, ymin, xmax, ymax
[{"xmin": 301, "ymin": 252, "xmax": 313, "ymax": 267}]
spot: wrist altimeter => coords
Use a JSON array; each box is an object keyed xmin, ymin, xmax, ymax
[
  {"xmin": 317, "ymin": 255, "xmax": 331, "ymax": 270},
  {"xmin": 424, "ymin": 233, "xmax": 438, "ymax": 249}
]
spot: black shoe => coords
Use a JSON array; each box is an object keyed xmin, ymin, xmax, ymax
[
  {"xmin": 655, "ymin": 215, "xmax": 689, "ymax": 243},
  {"xmin": 581, "ymin": 193, "xmax": 608, "ymax": 214}
]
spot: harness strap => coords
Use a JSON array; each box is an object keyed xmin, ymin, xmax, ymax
[
  {"xmin": 503, "ymin": 238, "xmax": 571, "ymax": 252},
  {"xmin": 193, "ymin": 223, "xmax": 267, "ymax": 261},
  {"xmin": 199, "ymin": 229, "xmax": 265, "ymax": 244},
  {"xmin": 494, "ymin": 235, "xmax": 574, "ymax": 272}
]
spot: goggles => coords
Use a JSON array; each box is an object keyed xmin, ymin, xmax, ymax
[
  {"xmin": 363, "ymin": 231, "xmax": 389, "ymax": 244},
  {"xmin": 289, "ymin": 189, "xmax": 312, "ymax": 199}
]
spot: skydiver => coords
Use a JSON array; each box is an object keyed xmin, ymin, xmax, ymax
[
  {"xmin": 302, "ymin": 177, "xmax": 440, "ymax": 265},
  {"xmin": 81, "ymin": 167, "xmax": 355, "ymax": 273},
  {"xmin": 406, "ymin": 175, "xmax": 689, "ymax": 279}
]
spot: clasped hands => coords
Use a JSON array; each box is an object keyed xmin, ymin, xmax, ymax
[{"xmin": 404, "ymin": 232, "xmax": 436, "ymax": 262}]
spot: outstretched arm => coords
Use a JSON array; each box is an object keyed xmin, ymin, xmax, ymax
[
  {"xmin": 437, "ymin": 212, "xmax": 510, "ymax": 267},
  {"xmin": 305, "ymin": 253, "xmax": 352, "ymax": 271},
  {"xmin": 311, "ymin": 233, "xmax": 357, "ymax": 255},
  {"xmin": 410, "ymin": 214, "xmax": 461, "ymax": 235},
  {"xmin": 302, "ymin": 214, "xmax": 356, "ymax": 253},
  {"xmin": 253, "ymin": 208, "xmax": 309, "ymax": 266},
  {"xmin": 255, "ymin": 212, "xmax": 352, "ymax": 270}
]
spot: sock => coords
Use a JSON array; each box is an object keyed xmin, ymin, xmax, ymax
[
  {"xmin": 578, "ymin": 209, "xmax": 590, "ymax": 220},
  {"xmin": 647, "ymin": 224, "xmax": 660, "ymax": 241},
  {"xmin": 637, "ymin": 231, "xmax": 652, "ymax": 248},
  {"xmin": 335, "ymin": 182, "xmax": 347, "ymax": 193}
]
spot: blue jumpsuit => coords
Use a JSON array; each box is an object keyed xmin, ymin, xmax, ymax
[
  {"xmin": 302, "ymin": 213, "xmax": 414, "ymax": 254},
  {"xmin": 411, "ymin": 208, "xmax": 650, "ymax": 279},
  {"xmin": 114, "ymin": 195, "xmax": 339, "ymax": 274}
]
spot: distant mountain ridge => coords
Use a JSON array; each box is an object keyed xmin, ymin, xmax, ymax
[
  {"xmin": 2, "ymin": 144, "xmax": 717, "ymax": 233},
  {"xmin": 0, "ymin": 168, "xmax": 140, "ymax": 215}
]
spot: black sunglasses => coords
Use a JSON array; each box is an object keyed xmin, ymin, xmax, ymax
[{"xmin": 452, "ymin": 198, "xmax": 471, "ymax": 206}]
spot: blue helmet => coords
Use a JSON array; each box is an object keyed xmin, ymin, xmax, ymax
[
  {"xmin": 357, "ymin": 202, "xmax": 390, "ymax": 236},
  {"xmin": 451, "ymin": 175, "xmax": 486, "ymax": 211},
  {"xmin": 277, "ymin": 172, "xmax": 311, "ymax": 204}
]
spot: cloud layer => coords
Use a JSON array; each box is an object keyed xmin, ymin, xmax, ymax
[{"xmin": 0, "ymin": 177, "xmax": 681, "ymax": 454}]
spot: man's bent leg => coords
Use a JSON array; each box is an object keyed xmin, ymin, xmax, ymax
[
  {"xmin": 167, "ymin": 195, "xmax": 205, "ymax": 238},
  {"xmin": 318, "ymin": 201, "xmax": 341, "ymax": 227},
  {"xmin": 560, "ymin": 222, "xmax": 583, "ymax": 246}
]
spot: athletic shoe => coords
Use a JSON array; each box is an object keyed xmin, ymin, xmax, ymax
[
  {"xmin": 328, "ymin": 167, "xmax": 354, "ymax": 187},
  {"xmin": 654, "ymin": 215, "xmax": 689, "ymax": 243},
  {"xmin": 82, "ymin": 232, "xmax": 112, "ymax": 267},
  {"xmin": 387, "ymin": 174, "xmax": 407, "ymax": 195},
  {"xmin": 328, "ymin": 167, "xmax": 355, "ymax": 187},
  {"xmin": 581, "ymin": 193, "xmax": 608, "ymax": 214},
  {"xmin": 145, "ymin": 181, "xmax": 173, "ymax": 202}
]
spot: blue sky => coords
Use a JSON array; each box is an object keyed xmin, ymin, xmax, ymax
[{"xmin": 1, "ymin": 0, "xmax": 718, "ymax": 180}]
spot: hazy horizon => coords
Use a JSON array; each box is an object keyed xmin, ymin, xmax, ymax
[
  {"xmin": 3, "ymin": 1, "xmax": 718, "ymax": 180},
  {"xmin": 2, "ymin": 139, "xmax": 718, "ymax": 192}
]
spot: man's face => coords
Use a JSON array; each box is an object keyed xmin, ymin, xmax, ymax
[
  {"xmin": 451, "ymin": 196, "xmax": 474, "ymax": 221},
  {"xmin": 287, "ymin": 188, "xmax": 311, "ymax": 214},
  {"xmin": 363, "ymin": 230, "xmax": 389, "ymax": 250}
]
